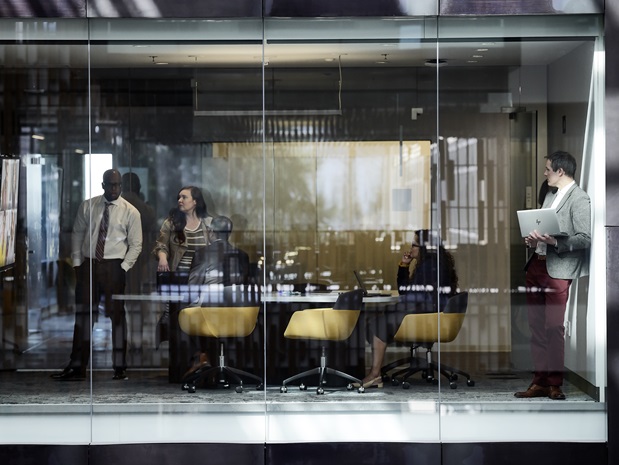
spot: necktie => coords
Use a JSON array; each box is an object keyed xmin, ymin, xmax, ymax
[{"xmin": 95, "ymin": 203, "xmax": 110, "ymax": 261}]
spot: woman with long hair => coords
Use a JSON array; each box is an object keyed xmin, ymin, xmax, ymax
[
  {"xmin": 154, "ymin": 186, "xmax": 212, "ymax": 273},
  {"xmin": 153, "ymin": 186, "xmax": 214, "ymax": 380}
]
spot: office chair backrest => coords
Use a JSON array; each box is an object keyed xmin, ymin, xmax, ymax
[
  {"xmin": 333, "ymin": 289, "xmax": 364, "ymax": 310},
  {"xmin": 179, "ymin": 285, "xmax": 261, "ymax": 337},
  {"xmin": 283, "ymin": 289, "xmax": 364, "ymax": 341},
  {"xmin": 393, "ymin": 291, "xmax": 468, "ymax": 344},
  {"xmin": 444, "ymin": 291, "xmax": 468, "ymax": 314},
  {"xmin": 179, "ymin": 305, "xmax": 260, "ymax": 338}
]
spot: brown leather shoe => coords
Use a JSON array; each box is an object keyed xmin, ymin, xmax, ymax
[
  {"xmin": 182, "ymin": 352, "xmax": 211, "ymax": 382},
  {"xmin": 548, "ymin": 386, "xmax": 566, "ymax": 400},
  {"xmin": 514, "ymin": 384, "xmax": 550, "ymax": 398}
]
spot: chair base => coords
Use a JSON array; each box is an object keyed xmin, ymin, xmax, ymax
[
  {"xmin": 381, "ymin": 346, "xmax": 475, "ymax": 389},
  {"xmin": 280, "ymin": 347, "xmax": 365, "ymax": 394},
  {"xmin": 181, "ymin": 343, "xmax": 263, "ymax": 393}
]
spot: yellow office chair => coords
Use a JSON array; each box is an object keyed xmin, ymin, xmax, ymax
[
  {"xmin": 381, "ymin": 291, "xmax": 474, "ymax": 389},
  {"xmin": 280, "ymin": 289, "xmax": 365, "ymax": 394},
  {"xmin": 178, "ymin": 287, "xmax": 262, "ymax": 393}
]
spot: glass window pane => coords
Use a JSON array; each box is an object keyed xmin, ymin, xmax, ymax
[
  {"xmin": 87, "ymin": 18, "xmax": 266, "ymax": 443},
  {"xmin": 437, "ymin": 14, "xmax": 606, "ymax": 442},
  {"xmin": 263, "ymin": 17, "xmax": 443, "ymax": 443},
  {"xmin": 0, "ymin": 18, "xmax": 92, "ymax": 442}
]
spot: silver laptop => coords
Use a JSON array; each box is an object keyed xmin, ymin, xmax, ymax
[
  {"xmin": 353, "ymin": 270, "xmax": 392, "ymax": 297},
  {"xmin": 516, "ymin": 208, "xmax": 566, "ymax": 237}
]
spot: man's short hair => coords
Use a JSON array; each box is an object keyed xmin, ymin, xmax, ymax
[
  {"xmin": 546, "ymin": 151, "xmax": 577, "ymax": 178},
  {"xmin": 210, "ymin": 216, "xmax": 233, "ymax": 234},
  {"xmin": 121, "ymin": 172, "xmax": 141, "ymax": 193}
]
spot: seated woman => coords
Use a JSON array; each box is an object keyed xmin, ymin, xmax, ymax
[{"xmin": 361, "ymin": 229, "xmax": 459, "ymax": 388}]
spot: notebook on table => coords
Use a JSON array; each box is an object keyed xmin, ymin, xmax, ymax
[
  {"xmin": 353, "ymin": 270, "xmax": 392, "ymax": 297},
  {"xmin": 516, "ymin": 208, "xmax": 567, "ymax": 237}
]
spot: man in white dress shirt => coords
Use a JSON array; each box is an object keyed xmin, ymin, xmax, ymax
[{"xmin": 52, "ymin": 169, "xmax": 142, "ymax": 381}]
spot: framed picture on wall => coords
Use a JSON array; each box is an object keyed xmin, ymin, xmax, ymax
[{"xmin": 0, "ymin": 158, "xmax": 20, "ymax": 269}]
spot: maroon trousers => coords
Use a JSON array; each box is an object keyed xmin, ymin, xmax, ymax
[{"xmin": 525, "ymin": 255, "xmax": 572, "ymax": 387}]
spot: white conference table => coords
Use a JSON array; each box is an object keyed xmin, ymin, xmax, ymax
[
  {"xmin": 114, "ymin": 289, "xmax": 400, "ymax": 306},
  {"xmin": 261, "ymin": 291, "xmax": 400, "ymax": 305}
]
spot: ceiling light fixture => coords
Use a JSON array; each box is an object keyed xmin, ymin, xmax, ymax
[
  {"xmin": 424, "ymin": 59, "xmax": 447, "ymax": 67},
  {"xmin": 376, "ymin": 53, "xmax": 389, "ymax": 64},
  {"xmin": 150, "ymin": 55, "xmax": 168, "ymax": 65}
]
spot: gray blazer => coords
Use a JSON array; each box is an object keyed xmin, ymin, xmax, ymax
[{"xmin": 526, "ymin": 182, "xmax": 591, "ymax": 279}]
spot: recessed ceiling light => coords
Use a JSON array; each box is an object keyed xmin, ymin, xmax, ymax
[
  {"xmin": 476, "ymin": 48, "xmax": 488, "ymax": 52},
  {"xmin": 324, "ymin": 58, "xmax": 335, "ymax": 62},
  {"xmin": 472, "ymin": 55, "xmax": 483, "ymax": 58}
]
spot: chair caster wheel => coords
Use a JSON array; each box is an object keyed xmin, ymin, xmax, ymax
[
  {"xmin": 182, "ymin": 383, "xmax": 189, "ymax": 391},
  {"xmin": 402, "ymin": 382, "xmax": 410, "ymax": 390},
  {"xmin": 280, "ymin": 386, "xmax": 287, "ymax": 393},
  {"xmin": 299, "ymin": 383, "xmax": 307, "ymax": 391},
  {"xmin": 358, "ymin": 386, "xmax": 365, "ymax": 393},
  {"xmin": 346, "ymin": 383, "xmax": 354, "ymax": 391},
  {"xmin": 391, "ymin": 378, "xmax": 400, "ymax": 387},
  {"xmin": 467, "ymin": 379, "xmax": 475, "ymax": 387},
  {"xmin": 431, "ymin": 378, "xmax": 438, "ymax": 385},
  {"xmin": 235, "ymin": 386, "xmax": 243, "ymax": 393},
  {"xmin": 187, "ymin": 385, "xmax": 196, "ymax": 393},
  {"xmin": 426, "ymin": 376, "xmax": 433, "ymax": 383},
  {"xmin": 450, "ymin": 381, "xmax": 457, "ymax": 389},
  {"xmin": 256, "ymin": 383, "xmax": 264, "ymax": 391},
  {"xmin": 317, "ymin": 387, "xmax": 325, "ymax": 395}
]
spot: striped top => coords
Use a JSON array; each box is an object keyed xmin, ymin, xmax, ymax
[{"xmin": 177, "ymin": 225, "xmax": 208, "ymax": 271}]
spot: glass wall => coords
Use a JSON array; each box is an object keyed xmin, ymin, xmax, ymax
[{"xmin": 0, "ymin": 13, "xmax": 606, "ymax": 445}]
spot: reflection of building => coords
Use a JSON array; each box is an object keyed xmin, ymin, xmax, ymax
[{"xmin": 0, "ymin": 2, "xmax": 616, "ymax": 465}]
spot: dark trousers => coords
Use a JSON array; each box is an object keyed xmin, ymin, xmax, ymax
[
  {"xmin": 69, "ymin": 259, "xmax": 127, "ymax": 372},
  {"xmin": 525, "ymin": 256, "xmax": 572, "ymax": 386}
]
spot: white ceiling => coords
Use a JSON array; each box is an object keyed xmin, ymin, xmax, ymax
[{"xmin": 0, "ymin": 39, "xmax": 588, "ymax": 69}]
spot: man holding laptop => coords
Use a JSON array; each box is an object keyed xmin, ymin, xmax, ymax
[{"xmin": 515, "ymin": 151, "xmax": 591, "ymax": 400}]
